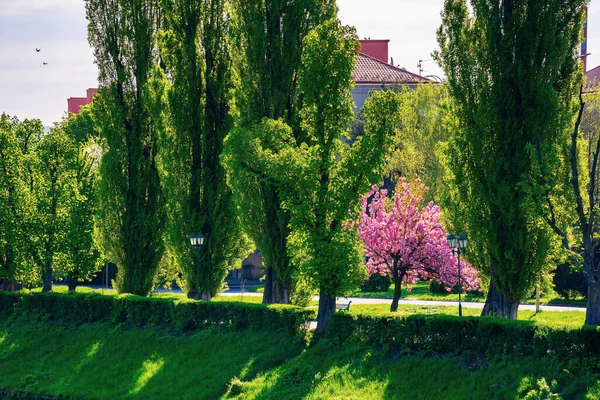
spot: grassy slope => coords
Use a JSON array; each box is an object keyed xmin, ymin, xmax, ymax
[{"xmin": 0, "ymin": 317, "xmax": 598, "ymax": 399}]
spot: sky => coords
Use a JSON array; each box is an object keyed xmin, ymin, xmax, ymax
[{"xmin": 1, "ymin": 0, "xmax": 600, "ymax": 126}]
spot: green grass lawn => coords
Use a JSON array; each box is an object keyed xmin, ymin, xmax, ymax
[
  {"xmin": 347, "ymin": 304, "xmax": 586, "ymax": 329},
  {"xmin": 351, "ymin": 281, "xmax": 587, "ymax": 307},
  {"xmin": 0, "ymin": 317, "xmax": 598, "ymax": 399},
  {"xmin": 28, "ymin": 285, "xmax": 264, "ymax": 304}
]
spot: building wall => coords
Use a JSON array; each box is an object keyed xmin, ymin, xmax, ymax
[
  {"xmin": 67, "ymin": 97, "xmax": 88, "ymax": 115},
  {"xmin": 351, "ymin": 84, "xmax": 420, "ymax": 112},
  {"xmin": 352, "ymin": 84, "xmax": 382, "ymax": 112},
  {"xmin": 67, "ymin": 88, "xmax": 98, "ymax": 116}
]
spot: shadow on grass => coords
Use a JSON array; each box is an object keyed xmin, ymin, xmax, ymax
[
  {"xmin": 243, "ymin": 339, "xmax": 375, "ymax": 400},
  {"xmin": 0, "ymin": 316, "xmax": 307, "ymax": 400}
]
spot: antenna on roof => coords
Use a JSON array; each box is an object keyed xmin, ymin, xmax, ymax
[{"xmin": 417, "ymin": 59, "xmax": 431, "ymax": 76}]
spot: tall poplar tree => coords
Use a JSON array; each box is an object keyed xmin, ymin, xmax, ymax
[
  {"xmin": 437, "ymin": 0, "xmax": 585, "ymax": 318},
  {"xmin": 150, "ymin": 0, "xmax": 246, "ymax": 300},
  {"xmin": 226, "ymin": 0, "xmax": 336, "ymax": 303},
  {"xmin": 225, "ymin": 20, "xmax": 401, "ymax": 333},
  {"xmin": 86, "ymin": 0, "xmax": 165, "ymax": 296}
]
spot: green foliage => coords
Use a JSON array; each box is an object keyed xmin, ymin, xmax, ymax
[
  {"xmin": 0, "ymin": 291, "xmax": 313, "ymax": 336},
  {"xmin": 86, "ymin": 0, "xmax": 166, "ymax": 296},
  {"xmin": 519, "ymin": 378, "xmax": 561, "ymax": 400},
  {"xmin": 386, "ymin": 84, "xmax": 452, "ymax": 202},
  {"xmin": 225, "ymin": 0, "xmax": 336, "ymax": 304},
  {"xmin": 283, "ymin": 21, "xmax": 399, "ymax": 297},
  {"xmin": 30, "ymin": 129, "xmax": 78, "ymax": 291},
  {"xmin": 53, "ymin": 111, "xmax": 103, "ymax": 291},
  {"xmin": 553, "ymin": 262, "xmax": 586, "ymax": 300},
  {"xmin": 152, "ymin": 0, "xmax": 248, "ymax": 299},
  {"xmin": 0, "ymin": 114, "xmax": 39, "ymax": 288},
  {"xmin": 328, "ymin": 311, "xmax": 600, "ymax": 363},
  {"xmin": 227, "ymin": 20, "xmax": 402, "ymax": 331},
  {"xmin": 428, "ymin": 278, "xmax": 449, "ymax": 294},
  {"xmin": 436, "ymin": 0, "xmax": 586, "ymax": 309},
  {"xmin": 361, "ymin": 273, "xmax": 392, "ymax": 293},
  {"xmin": 232, "ymin": 0, "xmax": 336, "ymax": 127}
]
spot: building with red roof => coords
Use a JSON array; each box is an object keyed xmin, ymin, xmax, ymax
[{"xmin": 352, "ymin": 40, "xmax": 433, "ymax": 111}]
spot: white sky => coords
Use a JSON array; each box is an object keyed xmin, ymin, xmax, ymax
[{"xmin": 1, "ymin": 0, "xmax": 599, "ymax": 126}]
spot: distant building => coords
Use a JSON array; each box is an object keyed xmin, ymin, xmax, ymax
[
  {"xmin": 352, "ymin": 40, "xmax": 432, "ymax": 112},
  {"xmin": 585, "ymin": 65, "xmax": 600, "ymax": 93},
  {"xmin": 67, "ymin": 88, "xmax": 97, "ymax": 115}
]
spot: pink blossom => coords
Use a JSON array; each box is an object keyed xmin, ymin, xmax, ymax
[{"xmin": 358, "ymin": 178, "xmax": 479, "ymax": 296}]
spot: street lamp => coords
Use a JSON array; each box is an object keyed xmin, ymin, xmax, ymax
[
  {"xmin": 189, "ymin": 232, "xmax": 204, "ymax": 298},
  {"xmin": 447, "ymin": 233, "xmax": 468, "ymax": 317}
]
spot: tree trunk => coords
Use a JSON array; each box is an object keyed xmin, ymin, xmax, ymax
[
  {"xmin": 42, "ymin": 266, "xmax": 53, "ymax": 292},
  {"xmin": 390, "ymin": 276, "xmax": 402, "ymax": 312},
  {"xmin": 315, "ymin": 289, "xmax": 336, "ymax": 335},
  {"xmin": 67, "ymin": 274, "xmax": 78, "ymax": 292},
  {"xmin": 1, "ymin": 279, "xmax": 20, "ymax": 292},
  {"xmin": 201, "ymin": 291, "xmax": 212, "ymax": 301},
  {"xmin": 262, "ymin": 267, "xmax": 290, "ymax": 304},
  {"xmin": 585, "ymin": 283, "xmax": 600, "ymax": 325},
  {"xmin": 187, "ymin": 291, "xmax": 197, "ymax": 299},
  {"xmin": 481, "ymin": 276, "xmax": 518, "ymax": 319}
]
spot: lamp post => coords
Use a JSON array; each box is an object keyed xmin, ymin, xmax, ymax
[
  {"xmin": 447, "ymin": 233, "xmax": 468, "ymax": 317},
  {"xmin": 189, "ymin": 232, "xmax": 204, "ymax": 298}
]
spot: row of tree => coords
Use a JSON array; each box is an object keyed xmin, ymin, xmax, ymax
[
  {"xmin": 2, "ymin": 0, "xmax": 595, "ymax": 332},
  {"xmin": 0, "ymin": 112, "xmax": 101, "ymax": 292},
  {"xmin": 81, "ymin": 0, "xmax": 413, "ymax": 332}
]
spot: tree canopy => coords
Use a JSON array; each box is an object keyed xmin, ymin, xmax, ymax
[
  {"xmin": 86, "ymin": 0, "xmax": 166, "ymax": 296},
  {"xmin": 436, "ymin": 0, "xmax": 586, "ymax": 318}
]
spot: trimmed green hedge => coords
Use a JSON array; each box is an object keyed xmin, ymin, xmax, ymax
[
  {"xmin": 0, "ymin": 291, "xmax": 314, "ymax": 335},
  {"xmin": 327, "ymin": 313, "xmax": 600, "ymax": 361}
]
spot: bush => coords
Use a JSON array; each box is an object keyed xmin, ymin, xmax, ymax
[
  {"xmin": 0, "ymin": 291, "xmax": 314, "ymax": 336},
  {"xmin": 553, "ymin": 262, "xmax": 586, "ymax": 300},
  {"xmin": 360, "ymin": 273, "xmax": 391, "ymax": 292},
  {"xmin": 326, "ymin": 312, "xmax": 600, "ymax": 363},
  {"xmin": 428, "ymin": 279, "xmax": 448, "ymax": 294}
]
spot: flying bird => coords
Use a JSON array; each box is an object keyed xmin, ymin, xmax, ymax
[
  {"xmin": 35, "ymin": 48, "xmax": 41, "ymax": 52},
  {"xmin": 43, "ymin": 62, "xmax": 48, "ymax": 65}
]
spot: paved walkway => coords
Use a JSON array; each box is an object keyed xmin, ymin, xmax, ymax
[
  {"xmin": 336, "ymin": 297, "xmax": 585, "ymax": 312},
  {"xmin": 219, "ymin": 291, "xmax": 585, "ymax": 312},
  {"xmin": 65, "ymin": 283, "xmax": 585, "ymax": 312}
]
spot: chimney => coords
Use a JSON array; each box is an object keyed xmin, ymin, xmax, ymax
[{"xmin": 359, "ymin": 40, "xmax": 390, "ymax": 64}]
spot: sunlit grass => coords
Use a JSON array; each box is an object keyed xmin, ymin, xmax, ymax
[
  {"xmin": 352, "ymin": 281, "xmax": 587, "ymax": 307},
  {"xmin": 0, "ymin": 317, "xmax": 305, "ymax": 399},
  {"xmin": 130, "ymin": 355, "xmax": 165, "ymax": 394},
  {"xmin": 347, "ymin": 303, "xmax": 586, "ymax": 329}
]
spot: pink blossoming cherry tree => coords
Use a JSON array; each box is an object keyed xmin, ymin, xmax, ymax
[{"xmin": 359, "ymin": 178, "xmax": 479, "ymax": 312}]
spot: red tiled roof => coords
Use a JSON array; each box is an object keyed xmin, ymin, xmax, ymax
[
  {"xmin": 353, "ymin": 52, "xmax": 432, "ymax": 85},
  {"xmin": 585, "ymin": 65, "xmax": 600, "ymax": 93}
]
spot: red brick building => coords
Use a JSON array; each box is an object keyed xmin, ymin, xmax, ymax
[{"xmin": 67, "ymin": 88, "xmax": 97, "ymax": 115}]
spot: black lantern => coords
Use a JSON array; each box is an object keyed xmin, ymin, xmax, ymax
[{"xmin": 447, "ymin": 233, "xmax": 468, "ymax": 317}]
